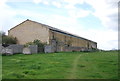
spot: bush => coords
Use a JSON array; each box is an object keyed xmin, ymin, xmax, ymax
[
  {"xmin": 91, "ymin": 48, "xmax": 99, "ymax": 52},
  {"xmin": 24, "ymin": 42, "xmax": 33, "ymax": 47},
  {"xmin": 1, "ymin": 31, "xmax": 17, "ymax": 46},
  {"xmin": 25, "ymin": 39, "xmax": 47, "ymax": 52},
  {"xmin": 2, "ymin": 36, "xmax": 17, "ymax": 45}
]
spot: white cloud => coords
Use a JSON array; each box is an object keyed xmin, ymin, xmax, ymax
[
  {"xmin": 63, "ymin": 0, "xmax": 91, "ymax": 18},
  {"xmin": 85, "ymin": 0, "xmax": 118, "ymax": 31},
  {"xmin": 0, "ymin": 0, "xmax": 16, "ymax": 32},
  {"xmin": 33, "ymin": 0, "xmax": 50, "ymax": 5},
  {"xmin": 68, "ymin": 9, "xmax": 90, "ymax": 18},
  {"xmin": 42, "ymin": 14, "xmax": 81, "ymax": 31},
  {"xmin": 63, "ymin": 0, "xmax": 84, "ymax": 5},
  {"xmin": 33, "ymin": 0, "xmax": 42, "ymax": 4},
  {"xmin": 0, "ymin": 0, "xmax": 8, "ymax": 31},
  {"xmin": 60, "ymin": 0, "xmax": 118, "ymax": 31},
  {"xmin": 52, "ymin": 1, "xmax": 61, "ymax": 8},
  {"xmin": 63, "ymin": 0, "xmax": 85, "ymax": 9},
  {"xmin": 64, "ymin": 4, "xmax": 75, "ymax": 9},
  {"xmin": 0, "ymin": 0, "xmax": 7, "ymax": 5},
  {"xmin": 42, "ymin": 1, "xmax": 49, "ymax": 5}
]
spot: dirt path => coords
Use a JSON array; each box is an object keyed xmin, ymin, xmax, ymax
[{"xmin": 67, "ymin": 54, "xmax": 81, "ymax": 79}]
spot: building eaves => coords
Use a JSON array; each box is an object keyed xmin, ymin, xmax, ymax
[
  {"xmin": 28, "ymin": 20, "xmax": 97, "ymax": 43},
  {"xmin": 9, "ymin": 19, "xmax": 97, "ymax": 44}
]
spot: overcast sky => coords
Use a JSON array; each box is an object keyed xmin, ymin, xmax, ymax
[{"xmin": 0, "ymin": 0, "xmax": 118, "ymax": 50}]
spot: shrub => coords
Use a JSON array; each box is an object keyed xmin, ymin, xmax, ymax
[
  {"xmin": 1, "ymin": 31, "xmax": 17, "ymax": 46},
  {"xmin": 25, "ymin": 39, "xmax": 47, "ymax": 52},
  {"xmin": 2, "ymin": 36, "xmax": 17, "ymax": 44},
  {"xmin": 92, "ymin": 48, "xmax": 99, "ymax": 51},
  {"xmin": 24, "ymin": 42, "xmax": 33, "ymax": 47}
]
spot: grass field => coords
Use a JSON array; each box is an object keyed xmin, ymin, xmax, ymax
[{"xmin": 2, "ymin": 51, "xmax": 118, "ymax": 79}]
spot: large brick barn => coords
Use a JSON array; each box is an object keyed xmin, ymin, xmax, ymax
[{"xmin": 8, "ymin": 19, "xmax": 97, "ymax": 52}]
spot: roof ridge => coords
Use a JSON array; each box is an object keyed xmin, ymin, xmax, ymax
[{"xmin": 9, "ymin": 19, "xmax": 97, "ymax": 43}]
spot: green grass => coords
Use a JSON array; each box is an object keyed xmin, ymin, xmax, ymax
[{"xmin": 2, "ymin": 51, "xmax": 118, "ymax": 79}]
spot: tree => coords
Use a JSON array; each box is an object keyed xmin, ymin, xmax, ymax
[
  {"xmin": 2, "ymin": 36, "xmax": 17, "ymax": 44},
  {"xmin": 1, "ymin": 31, "xmax": 17, "ymax": 46}
]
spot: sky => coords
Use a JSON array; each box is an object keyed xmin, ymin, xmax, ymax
[{"xmin": 0, "ymin": 0, "xmax": 119, "ymax": 50}]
